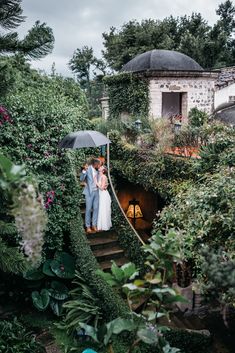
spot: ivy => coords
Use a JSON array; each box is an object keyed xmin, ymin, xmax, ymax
[
  {"xmin": 109, "ymin": 132, "xmax": 195, "ymax": 202},
  {"xmin": 104, "ymin": 73, "xmax": 149, "ymax": 119},
  {"xmin": 0, "ymin": 68, "xmax": 89, "ymax": 253}
]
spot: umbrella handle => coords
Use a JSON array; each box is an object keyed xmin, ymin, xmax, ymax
[{"xmin": 106, "ymin": 139, "xmax": 145, "ymax": 246}]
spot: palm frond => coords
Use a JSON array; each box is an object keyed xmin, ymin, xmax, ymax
[
  {"xmin": 0, "ymin": 220, "xmax": 17, "ymax": 236},
  {"xmin": 0, "ymin": 237, "xmax": 27, "ymax": 274}
]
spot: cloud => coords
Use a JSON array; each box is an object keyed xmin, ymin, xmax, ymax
[{"xmin": 18, "ymin": 0, "xmax": 223, "ymax": 76}]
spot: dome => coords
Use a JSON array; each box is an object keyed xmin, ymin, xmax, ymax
[
  {"xmin": 121, "ymin": 49, "xmax": 203, "ymax": 73},
  {"xmin": 213, "ymin": 102, "xmax": 235, "ymax": 127}
]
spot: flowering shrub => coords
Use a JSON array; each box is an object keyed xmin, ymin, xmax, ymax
[
  {"xmin": 14, "ymin": 183, "xmax": 47, "ymax": 265},
  {"xmin": 0, "ymin": 154, "xmax": 46, "ymax": 270},
  {"xmin": 44, "ymin": 190, "xmax": 55, "ymax": 209},
  {"xmin": 0, "ymin": 64, "xmax": 90, "ymax": 252},
  {"xmin": 0, "ymin": 105, "xmax": 13, "ymax": 125}
]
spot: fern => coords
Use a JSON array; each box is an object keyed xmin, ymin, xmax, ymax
[
  {"xmin": 0, "ymin": 220, "xmax": 17, "ymax": 236},
  {"xmin": 0, "ymin": 237, "xmax": 27, "ymax": 274}
]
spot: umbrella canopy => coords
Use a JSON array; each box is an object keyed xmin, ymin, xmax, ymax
[{"xmin": 58, "ymin": 130, "xmax": 111, "ymax": 149}]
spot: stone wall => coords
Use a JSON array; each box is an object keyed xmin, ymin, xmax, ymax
[{"xmin": 149, "ymin": 77, "xmax": 215, "ymax": 120}]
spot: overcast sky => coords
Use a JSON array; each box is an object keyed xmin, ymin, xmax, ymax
[{"xmin": 18, "ymin": 0, "xmax": 223, "ymax": 76}]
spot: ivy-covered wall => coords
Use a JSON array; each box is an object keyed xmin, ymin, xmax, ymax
[
  {"xmin": 109, "ymin": 132, "xmax": 195, "ymax": 202},
  {"xmin": 0, "ymin": 69, "xmax": 89, "ymax": 253},
  {"xmin": 104, "ymin": 73, "xmax": 149, "ymax": 119}
]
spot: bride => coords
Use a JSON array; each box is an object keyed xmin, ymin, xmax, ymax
[{"xmin": 96, "ymin": 166, "xmax": 112, "ymax": 231}]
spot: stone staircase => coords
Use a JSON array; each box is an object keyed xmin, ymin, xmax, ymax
[{"xmin": 80, "ymin": 202, "xmax": 129, "ymax": 270}]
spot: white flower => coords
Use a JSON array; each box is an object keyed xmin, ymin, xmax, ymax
[{"xmin": 13, "ymin": 183, "xmax": 47, "ymax": 266}]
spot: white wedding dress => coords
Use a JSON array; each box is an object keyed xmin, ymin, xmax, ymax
[{"xmin": 97, "ymin": 176, "xmax": 112, "ymax": 231}]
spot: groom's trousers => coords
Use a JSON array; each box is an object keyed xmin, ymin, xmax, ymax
[{"xmin": 85, "ymin": 190, "xmax": 99, "ymax": 228}]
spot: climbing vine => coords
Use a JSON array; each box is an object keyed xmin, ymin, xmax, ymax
[
  {"xmin": 109, "ymin": 131, "xmax": 195, "ymax": 202},
  {"xmin": 104, "ymin": 72, "xmax": 149, "ymax": 119}
]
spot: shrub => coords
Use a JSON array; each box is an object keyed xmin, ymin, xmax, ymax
[
  {"xmin": 165, "ymin": 329, "xmax": 212, "ymax": 353},
  {"xmin": 0, "ymin": 65, "xmax": 89, "ymax": 253},
  {"xmin": 157, "ymin": 168, "xmax": 235, "ymax": 255},
  {"xmin": 148, "ymin": 118, "xmax": 174, "ymax": 152},
  {"xmin": 188, "ymin": 108, "xmax": 208, "ymax": 127},
  {"xmin": 109, "ymin": 131, "xmax": 195, "ymax": 201},
  {"xmin": 0, "ymin": 317, "xmax": 45, "ymax": 353}
]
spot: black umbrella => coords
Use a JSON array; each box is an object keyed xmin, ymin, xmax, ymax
[{"xmin": 58, "ymin": 130, "xmax": 111, "ymax": 149}]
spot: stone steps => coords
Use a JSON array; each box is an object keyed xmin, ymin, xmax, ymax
[
  {"xmin": 88, "ymin": 232, "xmax": 119, "ymax": 250},
  {"xmin": 79, "ymin": 201, "xmax": 129, "ymax": 270},
  {"xmin": 100, "ymin": 256, "xmax": 128, "ymax": 270},
  {"xmin": 93, "ymin": 245, "xmax": 125, "ymax": 262}
]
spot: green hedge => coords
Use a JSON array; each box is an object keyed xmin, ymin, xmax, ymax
[
  {"xmin": 0, "ymin": 65, "xmax": 89, "ymax": 254},
  {"xmin": 69, "ymin": 213, "xmax": 129, "ymax": 321},
  {"xmin": 165, "ymin": 329, "xmax": 212, "ymax": 353},
  {"xmin": 110, "ymin": 132, "xmax": 195, "ymax": 202}
]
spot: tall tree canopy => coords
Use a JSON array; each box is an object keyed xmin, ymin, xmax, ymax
[
  {"xmin": 102, "ymin": 1, "xmax": 235, "ymax": 71},
  {"xmin": 69, "ymin": 46, "xmax": 106, "ymax": 116}
]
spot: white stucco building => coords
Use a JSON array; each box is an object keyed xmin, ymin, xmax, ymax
[{"xmin": 214, "ymin": 66, "xmax": 235, "ymax": 109}]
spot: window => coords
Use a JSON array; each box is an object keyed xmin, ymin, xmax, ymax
[{"xmin": 229, "ymin": 96, "xmax": 235, "ymax": 103}]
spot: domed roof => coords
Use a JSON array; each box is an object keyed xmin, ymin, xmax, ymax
[
  {"xmin": 121, "ymin": 49, "xmax": 203, "ymax": 73},
  {"xmin": 213, "ymin": 102, "xmax": 235, "ymax": 127}
]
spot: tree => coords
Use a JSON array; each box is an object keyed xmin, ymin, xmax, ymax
[
  {"xmin": 0, "ymin": 0, "xmax": 54, "ymax": 58},
  {"xmin": 216, "ymin": 0, "xmax": 235, "ymax": 34},
  {"xmin": 102, "ymin": 19, "xmax": 175, "ymax": 71},
  {"xmin": 0, "ymin": 0, "xmax": 54, "ymax": 97},
  {"xmin": 213, "ymin": 0, "xmax": 235, "ymax": 67},
  {"xmin": 69, "ymin": 46, "xmax": 107, "ymax": 116},
  {"xmin": 102, "ymin": 1, "xmax": 235, "ymax": 71},
  {"xmin": 69, "ymin": 46, "xmax": 95, "ymax": 95}
]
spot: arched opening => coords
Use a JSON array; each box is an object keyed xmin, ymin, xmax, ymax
[{"xmin": 115, "ymin": 176, "xmax": 165, "ymax": 241}]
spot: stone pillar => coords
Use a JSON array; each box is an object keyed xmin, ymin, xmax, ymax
[
  {"xmin": 100, "ymin": 97, "xmax": 109, "ymax": 120},
  {"xmin": 181, "ymin": 92, "xmax": 188, "ymax": 123},
  {"xmin": 149, "ymin": 79, "xmax": 162, "ymax": 119}
]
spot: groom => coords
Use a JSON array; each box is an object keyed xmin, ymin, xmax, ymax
[{"xmin": 80, "ymin": 158, "xmax": 101, "ymax": 234}]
